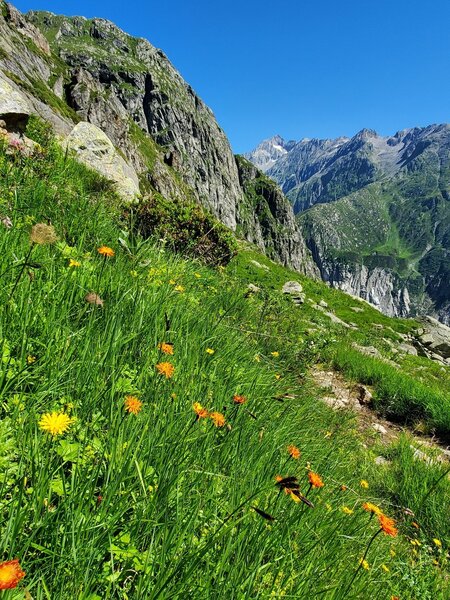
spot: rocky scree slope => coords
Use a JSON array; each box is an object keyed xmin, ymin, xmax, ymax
[
  {"xmin": 0, "ymin": 1, "xmax": 314, "ymax": 272},
  {"xmin": 247, "ymin": 129, "xmax": 450, "ymax": 323}
]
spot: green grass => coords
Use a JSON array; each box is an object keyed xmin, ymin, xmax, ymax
[
  {"xmin": 0, "ymin": 125, "xmax": 448, "ymax": 598},
  {"xmin": 328, "ymin": 344, "xmax": 450, "ymax": 439}
]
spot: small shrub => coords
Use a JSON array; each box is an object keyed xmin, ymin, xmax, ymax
[{"xmin": 136, "ymin": 193, "xmax": 237, "ymax": 266}]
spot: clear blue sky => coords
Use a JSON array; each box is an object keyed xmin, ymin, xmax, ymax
[{"xmin": 13, "ymin": 0, "xmax": 450, "ymax": 153}]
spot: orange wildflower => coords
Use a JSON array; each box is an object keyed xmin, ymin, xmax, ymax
[
  {"xmin": 124, "ymin": 395, "xmax": 142, "ymax": 415},
  {"xmin": 233, "ymin": 395, "xmax": 247, "ymax": 404},
  {"xmin": 378, "ymin": 514, "xmax": 398, "ymax": 537},
  {"xmin": 340, "ymin": 485, "xmax": 348, "ymax": 491},
  {"xmin": 158, "ymin": 342, "xmax": 174, "ymax": 355},
  {"xmin": 287, "ymin": 445, "xmax": 301, "ymax": 460},
  {"xmin": 308, "ymin": 471, "xmax": 324, "ymax": 488},
  {"xmin": 0, "ymin": 559, "xmax": 25, "ymax": 589},
  {"xmin": 210, "ymin": 411, "xmax": 226, "ymax": 427},
  {"xmin": 362, "ymin": 502, "xmax": 382, "ymax": 516},
  {"xmin": 156, "ymin": 362, "xmax": 174, "ymax": 378},
  {"xmin": 97, "ymin": 246, "xmax": 115, "ymax": 257},
  {"xmin": 193, "ymin": 402, "xmax": 209, "ymax": 419}
]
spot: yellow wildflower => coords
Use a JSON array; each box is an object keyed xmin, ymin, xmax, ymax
[
  {"xmin": 68, "ymin": 259, "xmax": 81, "ymax": 267},
  {"xmin": 362, "ymin": 502, "xmax": 382, "ymax": 516},
  {"xmin": 156, "ymin": 362, "xmax": 174, "ymax": 379},
  {"xmin": 342, "ymin": 506, "xmax": 354, "ymax": 515},
  {"xmin": 210, "ymin": 411, "xmax": 226, "ymax": 427},
  {"xmin": 38, "ymin": 412, "xmax": 74, "ymax": 436},
  {"xmin": 360, "ymin": 479, "xmax": 369, "ymax": 489},
  {"xmin": 124, "ymin": 395, "xmax": 142, "ymax": 415},
  {"xmin": 158, "ymin": 342, "xmax": 174, "ymax": 355},
  {"xmin": 174, "ymin": 285, "xmax": 185, "ymax": 293},
  {"xmin": 27, "ymin": 355, "xmax": 36, "ymax": 365},
  {"xmin": 193, "ymin": 402, "xmax": 209, "ymax": 419},
  {"xmin": 271, "ymin": 351, "xmax": 279, "ymax": 357},
  {"xmin": 433, "ymin": 538, "xmax": 442, "ymax": 548},
  {"xmin": 381, "ymin": 564, "xmax": 390, "ymax": 573},
  {"xmin": 206, "ymin": 348, "xmax": 215, "ymax": 355},
  {"xmin": 359, "ymin": 559, "xmax": 369, "ymax": 570}
]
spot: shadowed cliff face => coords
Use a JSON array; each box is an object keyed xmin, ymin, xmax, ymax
[
  {"xmin": 235, "ymin": 156, "xmax": 318, "ymax": 277},
  {"xmin": 0, "ymin": 2, "xmax": 315, "ymax": 274}
]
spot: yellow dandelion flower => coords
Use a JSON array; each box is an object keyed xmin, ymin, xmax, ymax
[
  {"xmin": 433, "ymin": 538, "xmax": 442, "ymax": 548},
  {"xmin": 271, "ymin": 351, "xmax": 279, "ymax": 357},
  {"xmin": 274, "ymin": 374, "xmax": 281, "ymax": 380},
  {"xmin": 342, "ymin": 506, "xmax": 354, "ymax": 515},
  {"xmin": 68, "ymin": 259, "xmax": 81, "ymax": 267},
  {"xmin": 325, "ymin": 431, "xmax": 332, "ymax": 438},
  {"xmin": 124, "ymin": 395, "xmax": 142, "ymax": 415},
  {"xmin": 97, "ymin": 246, "xmax": 115, "ymax": 257},
  {"xmin": 410, "ymin": 539, "xmax": 421, "ymax": 547},
  {"xmin": 0, "ymin": 559, "xmax": 26, "ymax": 589},
  {"xmin": 169, "ymin": 279, "xmax": 176, "ymax": 285},
  {"xmin": 27, "ymin": 355, "xmax": 36, "ymax": 365},
  {"xmin": 156, "ymin": 362, "xmax": 174, "ymax": 378},
  {"xmin": 38, "ymin": 412, "xmax": 74, "ymax": 436},
  {"xmin": 362, "ymin": 502, "xmax": 382, "ymax": 516},
  {"xmin": 360, "ymin": 479, "xmax": 369, "ymax": 489},
  {"xmin": 210, "ymin": 411, "xmax": 226, "ymax": 427},
  {"xmin": 381, "ymin": 564, "xmax": 390, "ymax": 573},
  {"xmin": 359, "ymin": 558, "xmax": 369, "ymax": 570},
  {"xmin": 174, "ymin": 285, "xmax": 185, "ymax": 293},
  {"xmin": 206, "ymin": 348, "xmax": 215, "ymax": 355}
]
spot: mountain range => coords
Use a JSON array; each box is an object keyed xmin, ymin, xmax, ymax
[{"xmin": 246, "ymin": 128, "xmax": 450, "ymax": 323}]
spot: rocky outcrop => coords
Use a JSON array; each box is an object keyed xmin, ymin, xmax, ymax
[
  {"xmin": 66, "ymin": 122, "xmax": 140, "ymax": 202},
  {"xmin": 413, "ymin": 317, "xmax": 450, "ymax": 363},
  {"xmin": 282, "ymin": 281, "xmax": 306, "ymax": 304},
  {"xmin": 0, "ymin": 75, "xmax": 30, "ymax": 131},
  {"xmin": 313, "ymin": 253, "xmax": 412, "ymax": 318},
  {"xmin": 235, "ymin": 156, "xmax": 317, "ymax": 275}
]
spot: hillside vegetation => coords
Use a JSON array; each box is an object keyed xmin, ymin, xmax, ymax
[{"xmin": 0, "ymin": 121, "xmax": 448, "ymax": 599}]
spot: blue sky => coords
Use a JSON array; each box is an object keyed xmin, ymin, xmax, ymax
[{"xmin": 13, "ymin": 0, "xmax": 450, "ymax": 153}]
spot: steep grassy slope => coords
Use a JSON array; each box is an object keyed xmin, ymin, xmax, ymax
[{"xmin": 0, "ymin": 123, "xmax": 448, "ymax": 599}]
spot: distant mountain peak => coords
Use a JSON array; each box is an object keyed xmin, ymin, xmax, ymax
[{"xmin": 244, "ymin": 134, "xmax": 296, "ymax": 172}]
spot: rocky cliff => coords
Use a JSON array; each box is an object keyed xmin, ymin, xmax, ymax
[
  {"xmin": 235, "ymin": 156, "xmax": 318, "ymax": 276},
  {"xmin": 0, "ymin": 1, "xmax": 314, "ymax": 273}
]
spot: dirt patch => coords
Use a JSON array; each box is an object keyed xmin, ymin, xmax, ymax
[{"xmin": 310, "ymin": 366, "xmax": 450, "ymax": 465}]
